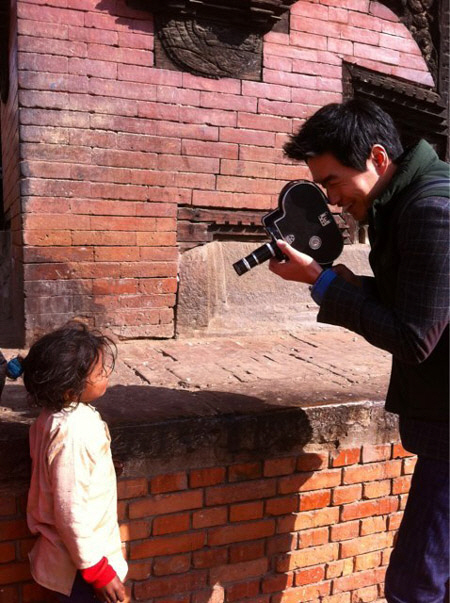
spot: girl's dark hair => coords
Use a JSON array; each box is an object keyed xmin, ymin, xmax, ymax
[
  {"xmin": 22, "ymin": 322, "xmax": 116, "ymax": 411},
  {"xmin": 284, "ymin": 98, "xmax": 404, "ymax": 171}
]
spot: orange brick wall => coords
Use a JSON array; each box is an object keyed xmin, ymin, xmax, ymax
[
  {"xmin": 0, "ymin": 442, "xmax": 416, "ymax": 602},
  {"xmin": 0, "ymin": 0, "xmax": 433, "ymax": 342}
]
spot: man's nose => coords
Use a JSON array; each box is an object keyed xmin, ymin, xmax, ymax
[{"xmin": 327, "ymin": 191, "xmax": 340, "ymax": 206}]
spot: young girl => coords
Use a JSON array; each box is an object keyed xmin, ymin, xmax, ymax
[{"xmin": 19, "ymin": 322, "xmax": 128, "ymax": 602}]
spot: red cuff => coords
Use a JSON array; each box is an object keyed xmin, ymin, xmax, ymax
[{"xmin": 81, "ymin": 557, "xmax": 116, "ymax": 589}]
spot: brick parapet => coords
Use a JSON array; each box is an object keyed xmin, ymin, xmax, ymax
[{"xmin": 0, "ymin": 399, "xmax": 414, "ymax": 602}]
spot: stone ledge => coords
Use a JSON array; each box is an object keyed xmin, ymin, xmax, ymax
[
  {"xmin": 0, "ymin": 327, "xmax": 393, "ymax": 485},
  {"xmin": 176, "ymin": 241, "xmax": 372, "ymax": 337}
]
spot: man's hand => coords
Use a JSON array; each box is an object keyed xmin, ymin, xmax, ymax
[
  {"xmin": 95, "ymin": 576, "xmax": 126, "ymax": 603},
  {"xmin": 268, "ymin": 240, "xmax": 323, "ymax": 285}
]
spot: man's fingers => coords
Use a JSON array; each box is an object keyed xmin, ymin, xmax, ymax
[{"xmin": 276, "ymin": 239, "xmax": 294, "ymax": 259}]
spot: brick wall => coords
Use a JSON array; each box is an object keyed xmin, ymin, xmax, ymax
[
  {"xmin": 0, "ymin": 441, "xmax": 415, "ymax": 602},
  {"xmin": 0, "ymin": 0, "xmax": 433, "ymax": 342}
]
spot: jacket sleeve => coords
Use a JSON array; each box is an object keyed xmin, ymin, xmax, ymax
[
  {"xmin": 47, "ymin": 422, "xmax": 104, "ymax": 570},
  {"xmin": 317, "ymin": 196, "xmax": 449, "ymax": 364}
]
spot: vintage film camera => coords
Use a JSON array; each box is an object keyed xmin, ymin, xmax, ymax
[{"xmin": 233, "ymin": 180, "xmax": 344, "ymax": 276}]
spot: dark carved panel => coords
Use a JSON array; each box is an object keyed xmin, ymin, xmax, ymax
[
  {"xmin": 177, "ymin": 206, "xmax": 354, "ymax": 252},
  {"xmin": 127, "ymin": 0, "xmax": 295, "ymax": 79},
  {"xmin": 155, "ymin": 16, "xmax": 263, "ymax": 80},
  {"xmin": 344, "ymin": 62, "xmax": 448, "ymax": 159}
]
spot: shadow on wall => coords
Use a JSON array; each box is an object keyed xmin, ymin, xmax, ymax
[
  {"xmin": 0, "ymin": 382, "xmax": 326, "ymax": 602},
  {"xmin": 3, "ymin": 247, "xmax": 150, "ymax": 347},
  {"xmin": 96, "ymin": 0, "xmax": 155, "ymax": 35}
]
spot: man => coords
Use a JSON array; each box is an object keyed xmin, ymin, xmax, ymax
[{"xmin": 269, "ymin": 99, "xmax": 449, "ymax": 602}]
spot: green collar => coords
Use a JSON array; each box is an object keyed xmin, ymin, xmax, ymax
[
  {"xmin": 370, "ymin": 140, "xmax": 449, "ymax": 233},
  {"xmin": 374, "ymin": 140, "xmax": 443, "ymax": 211}
]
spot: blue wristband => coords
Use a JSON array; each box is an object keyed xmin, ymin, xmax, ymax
[
  {"xmin": 310, "ymin": 268, "xmax": 337, "ymax": 305},
  {"xmin": 6, "ymin": 357, "xmax": 24, "ymax": 379}
]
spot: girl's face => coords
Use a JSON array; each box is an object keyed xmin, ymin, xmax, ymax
[{"xmin": 79, "ymin": 352, "xmax": 111, "ymax": 403}]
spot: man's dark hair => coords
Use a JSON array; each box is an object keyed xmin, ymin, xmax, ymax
[
  {"xmin": 22, "ymin": 322, "xmax": 116, "ymax": 411},
  {"xmin": 284, "ymin": 99, "xmax": 404, "ymax": 171}
]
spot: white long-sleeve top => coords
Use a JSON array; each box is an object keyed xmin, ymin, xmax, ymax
[{"xmin": 27, "ymin": 403, "xmax": 128, "ymax": 596}]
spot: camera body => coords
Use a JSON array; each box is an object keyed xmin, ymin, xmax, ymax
[{"xmin": 233, "ymin": 180, "xmax": 344, "ymax": 276}]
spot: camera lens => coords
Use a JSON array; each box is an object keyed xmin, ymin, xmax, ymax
[{"xmin": 233, "ymin": 243, "xmax": 277, "ymax": 276}]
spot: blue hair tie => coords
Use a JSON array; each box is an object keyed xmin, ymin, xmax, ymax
[{"xmin": 6, "ymin": 357, "xmax": 24, "ymax": 379}]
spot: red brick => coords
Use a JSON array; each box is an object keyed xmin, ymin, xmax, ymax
[
  {"xmin": 93, "ymin": 279, "xmax": 138, "ymax": 296},
  {"xmin": 403, "ymin": 457, "xmax": 417, "ymax": 474},
  {"xmin": 264, "ymin": 457, "xmax": 297, "ymax": 477},
  {"xmin": 387, "ymin": 513, "xmax": 403, "ymax": 532},
  {"xmin": 228, "ymin": 462, "xmax": 262, "ymax": 482},
  {"xmin": 331, "ymin": 448, "xmax": 360, "ymax": 467},
  {"xmin": 226, "ymin": 579, "xmax": 261, "ymax": 602},
  {"xmin": 130, "ymin": 531, "xmax": 205, "ymax": 560},
  {"xmin": 192, "ymin": 507, "xmax": 227, "ymax": 529},
  {"xmin": 126, "ymin": 561, "xmax": 151, "ymax": 581},
  {"xmin": 332, "ymin": 484, "xmax": 362, "ymax": 505},
  {"xmin": 343, "ymin": 460, "xmax": 401, "ymax": 484},
  {"xmin": 363, "ymin": 479, "xmax": 391, "ymax": 499},
  {"xmin": 151, "ymin": 472, "xmax": 187, "ymax": 494},
  {"xmin": 340, "ymin": 533, "xmax": 392, "ymax": 559},
  {"xmin": 205, "ymin": 479, "xmax": 276, "ymax": 506},
  {"xmin": 277, "ymin": 543, "xmax": 339, "ymax": 572},
  {"xmin": 360, "ymin": 516, "xmax": 387, "ymax": 536},
  {"xmin": 0, "ymin": 497, "xmax": 16, "ymax": 516},
  {"xmin": 129, "ymin": 490, "xmax": 203, "ymax": 519},
  {"xmin": 153, "ymin": 512, "xmax": 190, "ymax": 536},
  {"xmin": 152, "ymin": 554, "xmax": 191, "ymax": 576},
  {"xmin": 321, "ymin": 594, "xmax": 351, "ymax": 603},
  {"xmin": 22, "ymin": 582, "xmax": 58, "ymax": 603},
  {"xmin": 133, "ymin": 571, "xmax": 207, "ymax": 599},
  {"xmin": 210, "ymin": 558, "xmax": 268, "ymax": 583},
  {"xmin": 277, "ymin": 507, "xmax": 339, "ymax": 533},
  {"xmin": 299, "ymin": 489, "xmax": 331, "ymax": 511},
  {"xmin": 229, "ymin": 540, "xmax": 265, "ymax": 563},
  {"xmin": 298, "ymin": 527, "xmax": 329, "ymax": 549},
  {"xmin": 262, "ymin": 572, "xmax": 294, "ymax": 593},
  {"xmin": 117, "ymin": 501, "xmax": 127, "ymax": 521},
  {"xmin": 354, "ymin": 552, "xmax": 383, "ymax": 572},
  {"xmin": 0, "ymin": 543, "xmax": 15, "ymax": 563},
  {"xmin": 333, "ymin": 568, "xmax": 386, "ymax": 594},
  {"xmin": 330, "ymin": 521, "xmax": 359, "ymax": 542},
  {"xmin": 117, "ymin": 478, "xmax": 147, "ymax": 500},
  {"xmin": 0, "ymin": 520, "xmax": 30, "ymax": 541},
  {"xmin": 230, "ymin": 501, "xmax": 263, "ymax": 522},
  {"xmin": 18, "ymin": 3, "xmax": 85, "ymax": 26},
  {"xmin": 0, "ymin": 585, "xmax": 19, "ymax": 603},
  {"xmin": 0, "ymin": 563, "xmax": 31, "ymax": 585},
  {"xmin": 271, "ymin": 581, "xmax": 331, "ymax": 602},
  {"xmin": 120, "ymin": 521, "xmax": 150, "ymax": 542},
  {"xmin": 208, "ymin": 519, "xmax": 275, "ymax": 546},
  {"xmin": 341, "ymin": 497, "xmax": 399, "ymax": 521},
  {"xmin": 278, "ymin": 470, "xmax": 341, "ymax": 495},
  {"xmin": 294, "ymin": 564, "xmax": 325, "ymax": 586},
  {"xmin": 192, "ymin": 547, "xmax": 228, "ymax": 569},
  {"xmin": 265, "ymin": 496, "xmax": 298, "ymax": 517}
]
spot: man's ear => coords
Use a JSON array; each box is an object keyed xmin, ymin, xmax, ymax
[{"xmin": 370, "ymin": 144, "xmax": 390, "ymax": 174}]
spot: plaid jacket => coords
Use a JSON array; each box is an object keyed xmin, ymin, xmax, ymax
[{"xmin": 318, "ymin": 141, "xmax": 449, "ymax": 422}]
